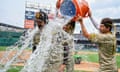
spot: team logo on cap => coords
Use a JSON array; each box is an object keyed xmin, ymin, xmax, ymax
[{"xmin": 36, "ymin": 12, "xmax": 40, "ymax": 19}]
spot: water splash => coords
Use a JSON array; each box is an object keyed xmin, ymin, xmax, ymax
[
  {"xmin": 0, "ymin": 27, "xmax": 38, "ymax": 72},
  {"xmin": 21, "ymin": 18, "xmax": 73, "ymax": 72},
  {"xmin": 0, "ymin": 14, "xmax": 73, "ymax": 72},
  {"xmin": 0, "ymin": 17, "xmax": 99, "ymax": 72},
  {"xmin": 0, "ymin": 0, "xmax": 98, "ymax": 70}
]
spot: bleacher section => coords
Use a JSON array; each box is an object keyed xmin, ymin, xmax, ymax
[{"xmin": 0, "ymin": 31, "xmax": 23, "ymax": 46}]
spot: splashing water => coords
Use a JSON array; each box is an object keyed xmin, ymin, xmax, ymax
[
  {"xmin": 20, "ymin": 18, "xmax": 74, "ymax": 72},
  {"xmin": 0, "ymin": 27, "xmax": 39, "ymax": 72},
  {"xmin": 0, "ymin": 17, "xmax": 99, "ymax": 72},
  {"xmin": 0, "ymin": 0, "xmax": 98, "ymax": 71},
  {"xmin": 0, "ymin": 16, "xmax": 73, "ymax": 72}
]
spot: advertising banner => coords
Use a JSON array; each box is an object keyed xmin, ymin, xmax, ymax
[
  {"xmin": 25, "ymin": 11, "xmax": 35, "ymax": 20},
  {"xmin": 24, "ymin": 19, "xmax": 34, "ymax": 28}
]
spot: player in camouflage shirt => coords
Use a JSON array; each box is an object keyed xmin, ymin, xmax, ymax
[
  {"xmin": 33, "ymin": 10, "xmax": 48, "ymax": 52},
  {"xmin": 58, "ymin": 20, "xmax": 75, "ymax": 72},
  {"xmin": 40, "ymin": 21, "xmax": 74, "ymax": 72}
]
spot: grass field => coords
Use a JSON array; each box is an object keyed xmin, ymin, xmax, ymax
[
  {"xmin": 0, "ymin": 46, "xmax": 7, "ymax": 51},
  {"xmin": 4, "ymin": 54, "xmax": 119, "ymax": 72},
  {"xmin": 0, "ymin": 46, "xmax": 120, "ymax": 72},
  {"xmin": 0, "ymin": 46, "xmax": 31, "ymax": 51},
  {"xmin": 6, "ymin": 66, "xmax": 91, "ymax": 72},
  {"xmin": 80, "ymin": 53, "xmax": 120, "ymax": 68},
  {"xmin": 7, "ymin": 66, "xmax": 23, "ymax": 72}
]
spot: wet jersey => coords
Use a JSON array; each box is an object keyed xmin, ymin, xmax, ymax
[
  {"xmin": 33, "ymin": 30, "xmax": 41, "ymax": 46},
  {"xmin": 41, "ymin": 24, "xmax": 74, "ymax": 72}
]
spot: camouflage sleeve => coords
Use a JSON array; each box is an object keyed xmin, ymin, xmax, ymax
[
  {"xmin": 32, "ymin": 35, "xmax": 36, "ymax": 46},
  {"xmin": 61, "ymin": 33, "xmax": 72, "ymax": 46},
  {"xmin": 32, "ymin": 32, "xmax": 40, "ymax": 46}
]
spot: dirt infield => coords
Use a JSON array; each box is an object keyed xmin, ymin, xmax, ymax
[
  {"xmin": 9, "ymin": 61, "xmax": 120, "ymax": 72},
  {"xmin": 0, "ymin": 51, "xmax": 120, "ymax": 72},
  {"xmin": 74, "ymin": 61, "xmax": 99, "ymax": 71}
]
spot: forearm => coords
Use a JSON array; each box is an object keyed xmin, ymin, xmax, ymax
[
  {"xmin": 89, "ymin": 16, "xmax": 99, "ymax": 30},
  {"xmin": 80, "ymin": 23, "xmax": 89, "ymax": 38}
]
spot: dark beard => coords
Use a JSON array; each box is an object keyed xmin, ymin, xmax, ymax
[{"xmin": 38, "ymin": 25, "xmax": 43, "ymax": 29}]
